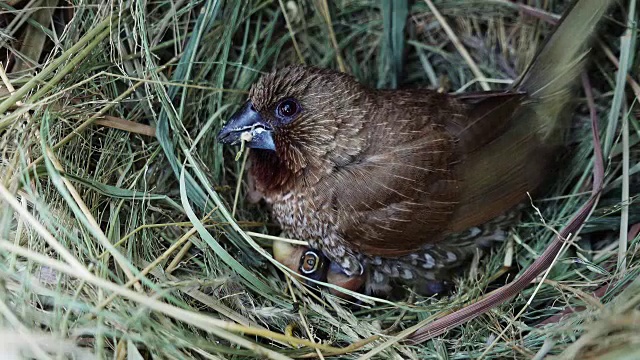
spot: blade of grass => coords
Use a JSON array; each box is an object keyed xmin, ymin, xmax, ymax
[
  {"xmin": 41, "ymin": 114, "xmax": 143, "ymax": 292},
  {"xmin": 0, "ymin": 15, "xmax": 117, "ymax": 118},
  {"xmin": 278, "ymin": 0, "xmax": 305, "ymax": 64},
  {"xmin": 603, "ymin": 4, "xmax": 635, "ymax": 157},
  {"xmin": 423, "ymin": 0, "xmax": 490, "ymax": 91},
  {"xmin": 616, "ymin": 0, "xmax": 636, "ymax": 275},
  {"xmin": 12, "ymin": 0, "xmax": 58, "ymax": 73},
  {"xmin": 379, "ymin": 0, "xmax": 407, "ymax": 88}
]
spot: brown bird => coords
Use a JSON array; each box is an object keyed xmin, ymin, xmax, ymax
[{"xmin": 218, "ymin": 0, "xmax": 614, "ymax": 296}]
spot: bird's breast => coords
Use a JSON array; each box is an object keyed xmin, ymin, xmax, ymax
[{"xmin": 266, "ymin": 190, "xmax": 337, "ymax": 248}]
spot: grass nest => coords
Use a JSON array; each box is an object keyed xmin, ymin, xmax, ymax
[{"xmin": 0, "ymin": 0, "xmax": 639, "ymax": 359}]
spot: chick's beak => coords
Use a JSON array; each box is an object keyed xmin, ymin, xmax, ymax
[
  {"xmin": 273, "ymin": 242, "xmax": 328, "ymax": 282},
  {"xmin": 217, "ymin": 101, "xmax": 275, "ymax": 151},
  {"xmin": 273, "ymin": 241, "xmax": 307, "ymax": 275},
  {"xmin": 326, "ymin": 262, "xmax": 365, "ymax": 298},
  {"xmin": 273, "ymin": 241, "xmax": 364, "ymax": 298}
]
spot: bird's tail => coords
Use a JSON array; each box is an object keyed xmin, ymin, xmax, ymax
[
  {"xmin": 514, "ymin": 0, "xmax": 616, "ymax": 142},
  {"xmin": 448, "ymin": 0, "xmax": 615, "ymax": 233}
]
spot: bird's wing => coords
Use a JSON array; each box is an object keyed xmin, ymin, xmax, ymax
[
  {"xmin": 445, "ymin": 91, "xmax": 550, "ymax": 233},
  {"xmin": 313, "ymin": 94, "xmax": 464, "ymax": 257},
  {"xmin": 316, "ymin": 91, "xmax": 532, "ymax": 257}
]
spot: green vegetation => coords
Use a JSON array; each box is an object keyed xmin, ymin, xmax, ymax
[{"xmin": 0, "ymin": 0, "xmax": 638, "ymax": 358}]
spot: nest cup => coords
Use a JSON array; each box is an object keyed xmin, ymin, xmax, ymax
[{"xmin": 0, "ymin": 0, "xmax": 637, "ymax": 359}]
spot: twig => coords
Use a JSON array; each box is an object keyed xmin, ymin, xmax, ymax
[
  {"xmin": 318, "ymin": 0, "xmax": 346, "ymax": 72},
  {"xmin": 617, "ymin": 0, "xmax": 636, "ymax": 273},
  {"xmin": 286, "ymin": 279, "xmax": 324, "ymax": 359},
  {"xmin": 278, "ymin": 0, "xmax": 305, "ymax": 64},
  {"xmin": 0, "ymin": 183, "xmax": 89, "ymax": 275},
  {"xmin": 479, "ymin": 233, "xmax": 572, "ymax": 359},
  {"xmin": 232, "ymin": 149, "xmax": 250, "ymax": 218},
  {"xmin": 11, "ymin": 57, "xmax": 179, "ymax": 184},
  {"xmin": 46, "ymin": 148, "xmax": 143, "ymax": 292},
  {"xmin": 424, "ymin": 0, "xmax": 490, "ymax": 90},
  {"xmin": 245, "ymin": 231, "xmax": 309, "ymax": 246},
  {"xmin": 94, "ymin": 116, "xmax": 156, "ymax": 137},
  {"xmin": 0, "ymin": 16, "xmax": 116, "ymax": 120}
]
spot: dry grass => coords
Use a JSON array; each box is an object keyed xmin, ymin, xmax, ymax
[{"xmin": 0, "ymin": 0, "xmax": 638, "ymax": 359}]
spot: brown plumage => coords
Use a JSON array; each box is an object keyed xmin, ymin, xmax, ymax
[{"xmin": 218, "ymin": 0, "xmax": 615, "ymax": 296}]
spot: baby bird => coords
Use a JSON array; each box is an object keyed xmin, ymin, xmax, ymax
[{"xmin": 218, "ymin": 0, "xmax": 615, "ymax": 296}]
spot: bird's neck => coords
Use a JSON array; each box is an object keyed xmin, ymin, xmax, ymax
[{"xmin": 249, "ymin": 149, "xmax": 297, "ymax": 195}]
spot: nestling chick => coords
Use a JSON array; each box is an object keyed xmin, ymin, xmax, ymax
[
  {"xmin": 218, "ymin": 0, "xmax": 615, "ymax": 296},
  {"xmin": 272, "ymin": 241, "xmax": 365, "ymax": 297}
]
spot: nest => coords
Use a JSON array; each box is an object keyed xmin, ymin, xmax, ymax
[{"xmin": 0, "ymin": 0, "xmax": 638, "ymax": 358}]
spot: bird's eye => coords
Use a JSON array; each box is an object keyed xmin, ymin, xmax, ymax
[
  {"xmin": 276, "ymin": 99, "xmax": 300, "ymax": 119},
  {"xmin": 300, "ymin": 250, "xmax": 320, "ymax": 275}
]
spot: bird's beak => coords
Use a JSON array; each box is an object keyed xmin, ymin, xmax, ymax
[{"xmin": 217, "ymin": 101, "xmax": 275, "ymax": 151}]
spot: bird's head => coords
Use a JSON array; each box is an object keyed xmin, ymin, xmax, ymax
[
  {"xmin": 218, "ymin": 65, "xmax": 368, "ymax": 191},
  {"xmin": 272, "ymin": 241, "xmax": 365, "ymax": 298}
]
